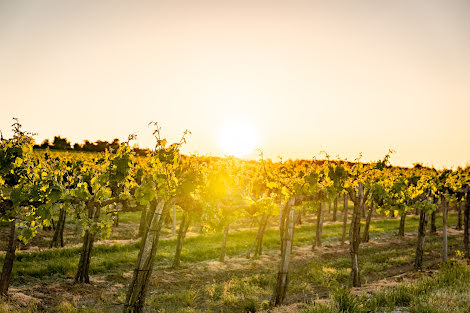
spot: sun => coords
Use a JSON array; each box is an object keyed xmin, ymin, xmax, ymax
[{"xmin": 217, "ymin": 120, "xmax": 259, "ymax": 157}]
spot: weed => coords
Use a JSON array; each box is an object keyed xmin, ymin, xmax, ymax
[
  {"xmin": 184, "ymin": 286, "xmax": 200, "ymax": 307},
  {"xmin": 331, "ymin": 286, "xmax": 361, "ymax": 313}
]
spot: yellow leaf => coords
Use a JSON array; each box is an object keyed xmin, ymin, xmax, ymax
[
  {"xmin": 267, "ymin": 182, "xmax": 277, "ymax": 189},
  {"xmin": 281, "ymin": 186, "xmax": 289, "ymax": 196}
]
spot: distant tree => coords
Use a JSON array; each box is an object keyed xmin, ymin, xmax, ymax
[
  {"xmin": 132, "ymin": 145, "xmax": 150, "ymax": 156},
  {"xmin": 40, "ymin": 139, "xmax": 50, "ymax": 149},
  {"xmin": 52, "ymin": 136, "xmax": 71, "ymax": 150},
  {"xmin": 82, "ymin": 140, "xmax": 95, "ymax": 152},
  {"xmin": 73, "ymin": 143, "xmax": 82, "ymax": 151},
  {"xmin": 94, "ymin": 140, "xmax": 109, "ymax": 152},
  {"xmin": 110, "ymin": 138, "xmax": 120, "ymax": 152}
]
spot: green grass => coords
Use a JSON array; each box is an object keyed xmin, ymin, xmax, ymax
[
  {"xmin": 1, "ymin": 212, "xmax": 458, "ymax": 282},
  {"xmin": 303, "ymin": 262, "xmax": 470, "ymax": 313},
  {"xmin": 117, "ymin": 211, "xmax": 142, "ymax": 224},
  {"xmin": 0, "ymin": 211, "xmax": 464, "ymax": 312},
  {"xmin": 145, "ymin": 229, "xmax": 464, "ymax": 312}
]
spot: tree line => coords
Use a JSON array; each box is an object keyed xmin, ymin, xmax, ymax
[{"xmin": 34, "ymin": 135, "xmax": 150, "ymax": 155}]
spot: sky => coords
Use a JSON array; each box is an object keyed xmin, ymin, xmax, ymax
[{"xmin": 1, "ymin": 0, "xmax": 469, "ymax": 168}]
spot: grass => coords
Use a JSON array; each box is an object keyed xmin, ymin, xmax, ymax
[
  {"xmin": 0, "ymin": 211, "xmax": 465, "ymax": 312},
  {"xmin": 144, "ymin": 230, "xmax": 465, "ymax": 313},
  {"xmin": 303, "ymin": 261, "xmax": 470, "ymax": 313},
  {"xmin": 0, "ymin": 212, "xmax": 458, "ymax": 281}
]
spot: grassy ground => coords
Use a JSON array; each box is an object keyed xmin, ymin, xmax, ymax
[
  {"xmin": 301, "ymin": 261, "xmax": 470, "ymax": 313},
  {"xmin": 0, "ymin": 211, "xmax": 467, "ymax": 312}
]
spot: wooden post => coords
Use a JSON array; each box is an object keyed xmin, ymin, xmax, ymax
[
  {"xmin": 362, "ymin": 205, "xmax": 373, "ymax": 243},
  {"xmin": 457, "ymin": 201, "xmax": 463, "ymax": 230},
  {"xmin": 219, "ymin": 223, "xmax": 229, "ymax": 262},
  {"xmin": 465, "ymin": 193, "xmax": 470, "ymax": 259},
  {"xmin": 414, "ymin": 210, "xmax": 428, "ymax": 270},
  {"xmin": 333, "ymin": 197, "xmax": 338, "ymax": 222},
  {"xmin": 398, "ymin": 213, "xmax": 406, "ymax": 237},
  {"xmin": 124, "ymin": 199, "xmax": 168, "ymax": 313},
  {"xmin": 349, "ymin": 183, "xmax": 363, "ymax": 287},
  {"xmin": 172, "ymin": 205, "xmax": 177, "ymax": 237},
  {"xmin": 272, "ymin": 197, "xmax": 295, "ymax": 306},
  {"xmin": 430, "ymin": 210, "xmax": 437, "ymax": 234},
  {"xmin": 312, "ymin": 202, "xmax": 324, "ymax": 250},
  {"xmin": 442, "ymin": 195, "xmax": 448, "ymax": 263},
  {"xmin": 0, "ymin": 220, "xmax": 17, "ymax": 295},
  {"xmin": 341, "ymin": 193, "xmax": 348, "ymax": 245}
]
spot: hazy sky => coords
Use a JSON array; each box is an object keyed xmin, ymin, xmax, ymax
[{"xmin": 1, "ymin": 0, "xmax": 469, "ymax": 168}]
